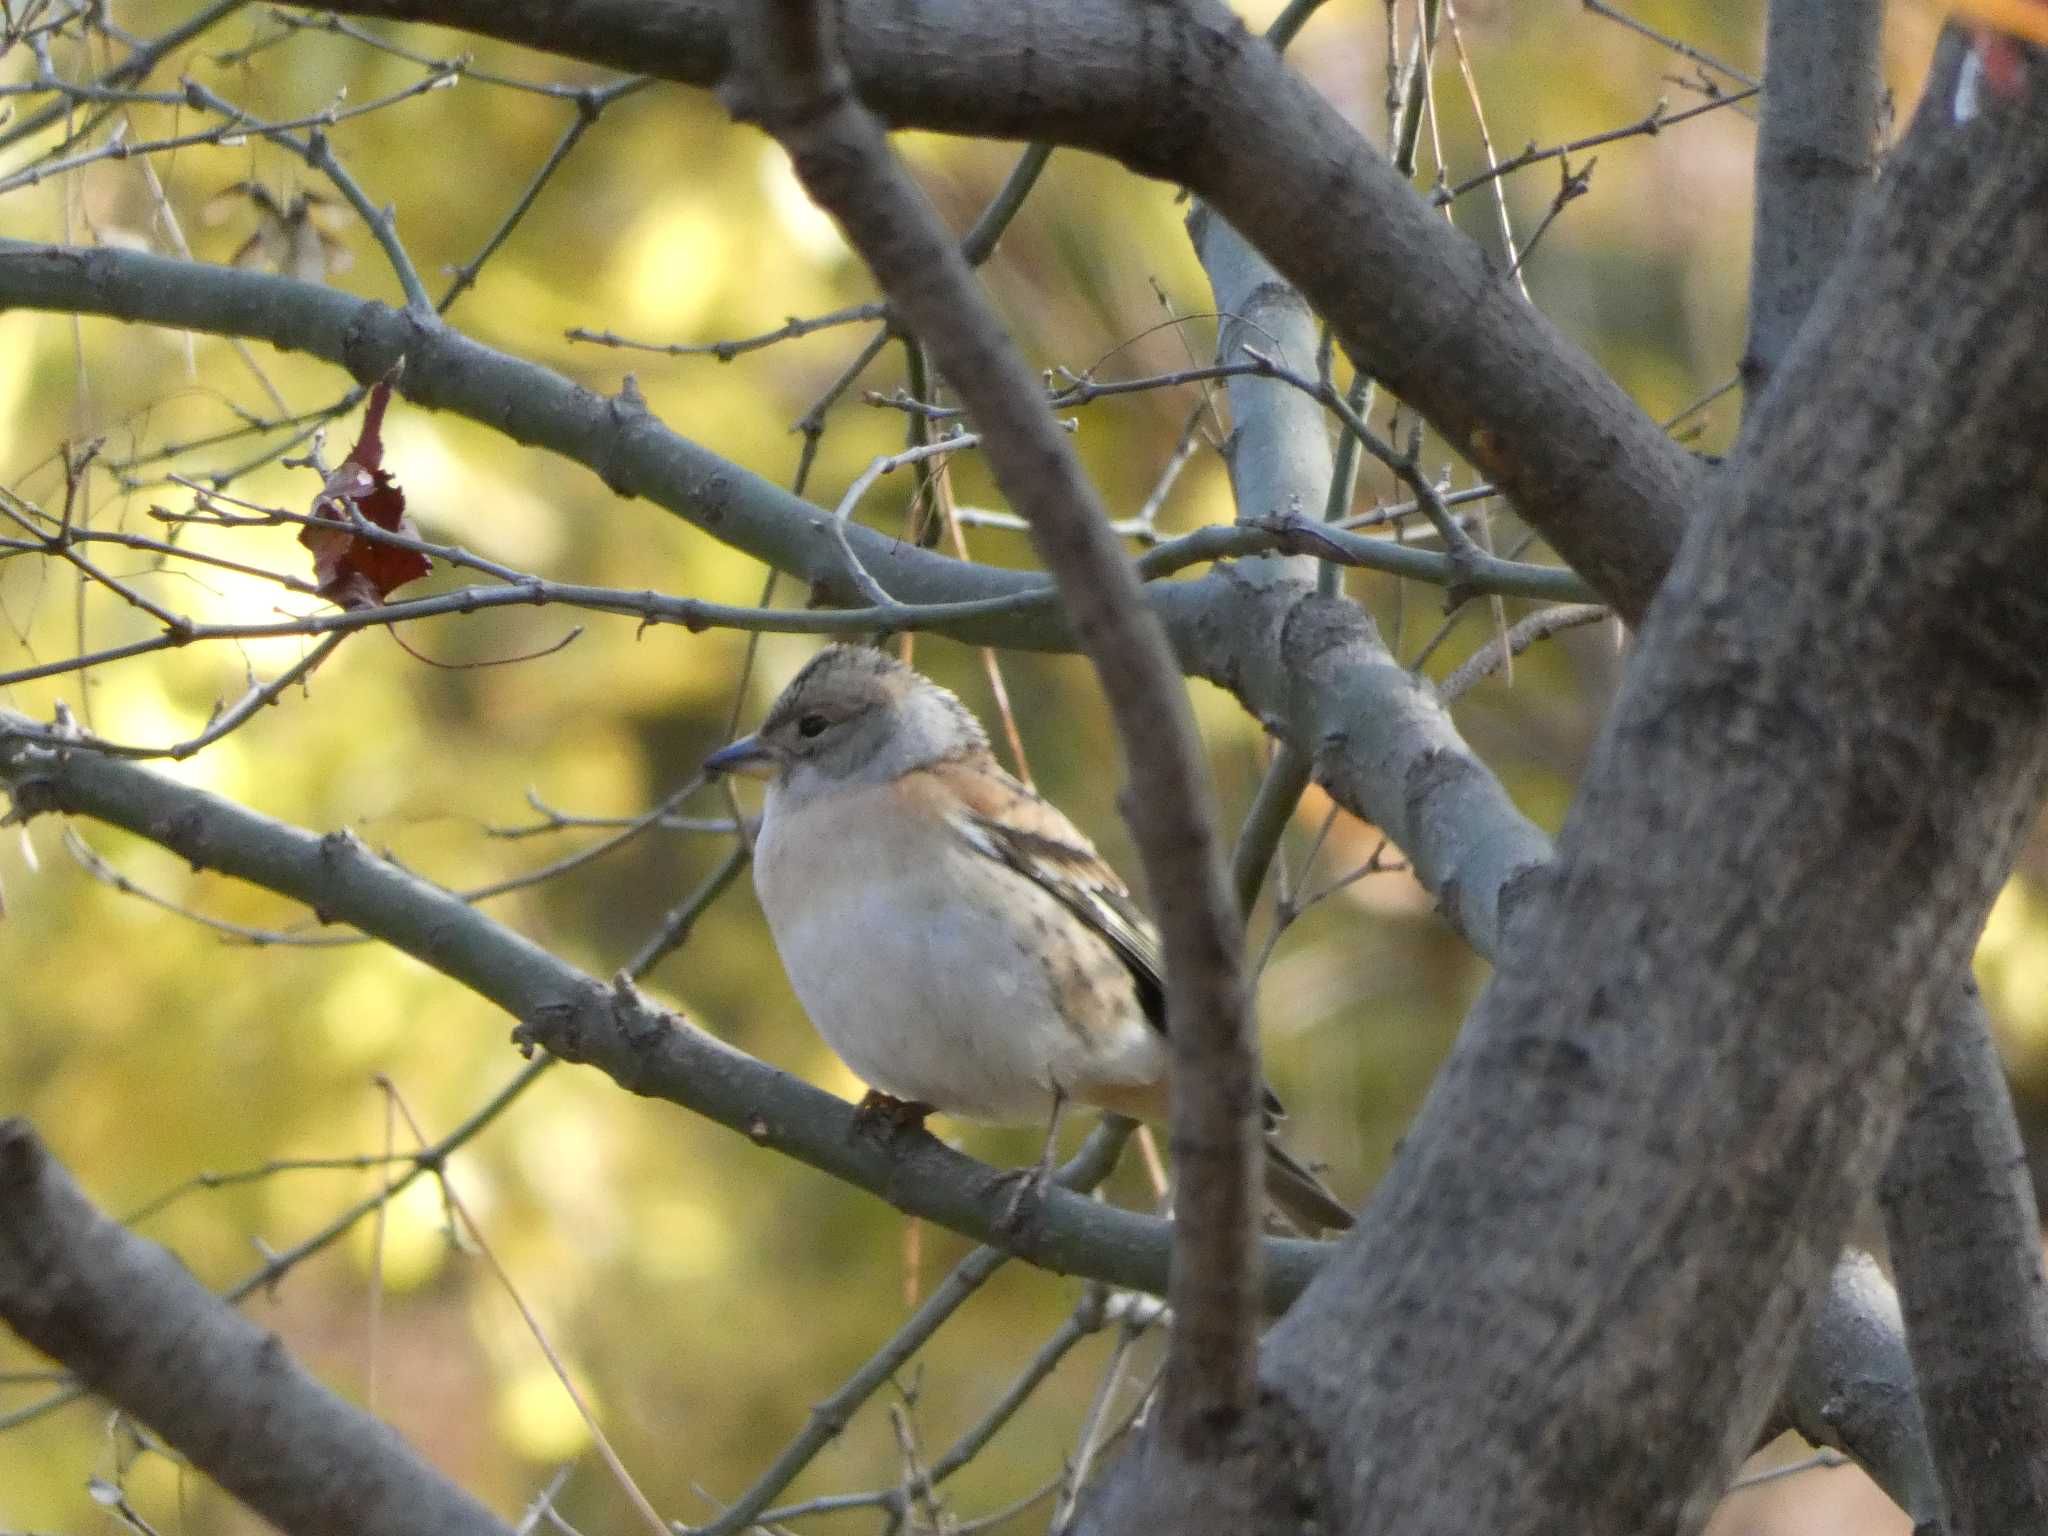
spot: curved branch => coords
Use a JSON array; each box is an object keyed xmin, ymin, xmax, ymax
[
  {"xmin": 0, "ymin": 239, "xmax": 1006, "ymax": 620},
  {"xmin": 0, "ymin": 1119, "xmax": 512, "ymax": 1536},
  {"xmin": 299, "ymin": 0, "xmax": 1709, "ymax": 620},
  {"xmin": 0, "ymin": 712, "xmax": 1327, "ymax": 1309},
  {"xmin": 1778, "ymin": 1250, "xmax": 1943, "ymax": 1527},
  {"xmin": 0, "ymin": 242, "xmax": 1592, "ymax": 635}
]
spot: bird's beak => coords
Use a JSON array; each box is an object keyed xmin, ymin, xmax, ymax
[{"xmin": 703, "ymin": 734, "xmax": 777, "ymax": 780}]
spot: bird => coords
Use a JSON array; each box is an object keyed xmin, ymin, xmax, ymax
[{"xmin": 703, "ymin": 644, "xmax": 1353, "ymax": 1233}]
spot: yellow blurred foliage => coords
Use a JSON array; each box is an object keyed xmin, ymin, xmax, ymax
[{"xmin": 494, "ymin": 1363, "xmax": 595, "ymax": 1463}]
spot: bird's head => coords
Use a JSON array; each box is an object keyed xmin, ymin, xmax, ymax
[{"xmin": 703, "ymin": 645, "xmax": 987, "ymax": 805}]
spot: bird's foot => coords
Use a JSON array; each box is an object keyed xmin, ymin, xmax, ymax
[
  {"xmin": 852, "ymin": 1090, "xmax": 934, "ymax": 1138},
  {"xmin": 988, "ymin": 1151, "xmax": 1056, "ymax": 1232},
  {"xmin": 989, "ymin": 1089, "xmax": 1068, "ymax": 1231}
]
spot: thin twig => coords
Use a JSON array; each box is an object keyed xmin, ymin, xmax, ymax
[
  {"xmin": 1438, "ymin": 87, "xmax": 1756, "ymax": 204},
  {"xmin": 1437, "ymin": 603, "xmax": 1610, "ymax": 701},
  {"xmin": 378, "ymin": 1083, "xmax": 669, "ymax": 1536},
  {"xmin": 1581, "ymin": 0, "xmax": 1759, "ymax": 89},
  {"xmin": 684, "ymin": 1122, "xmax": 1135, "ymax": 1536}
]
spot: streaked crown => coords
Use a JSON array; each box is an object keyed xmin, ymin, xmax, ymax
[{"xmin": 711, "ymin": 645, "xmax": 988, "ymax": 805}]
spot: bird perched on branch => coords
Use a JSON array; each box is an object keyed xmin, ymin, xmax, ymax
[{"xmin": 704, "ymin": 644, "xmax": 1353, "ymax": 1233}]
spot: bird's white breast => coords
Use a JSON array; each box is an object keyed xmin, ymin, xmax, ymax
[{"xmin": 750, "ymin": 778, "xmax": 1164, "ymax": 1123}]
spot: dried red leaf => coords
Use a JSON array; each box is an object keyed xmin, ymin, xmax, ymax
[
  {"xmin": 1974, "ymin": 29, "xmax": 2028, "ymax": 98},
  {"xmin": 300, "ymin": 373, "xmax": 430, "ymax": 610},
  {"xmin": 1951, "ymin": 1, "xmax": 2046, "ymax": 100}
]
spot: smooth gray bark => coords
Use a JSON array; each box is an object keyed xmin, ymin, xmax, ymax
[
  {"xmin": 1780, "ymin": 1251, "xmax": 1943, "ymax": 1527},
  {"xmin": 1743, "ymin": 0, "xmax": 1885, "ymax": 401},
  {"xmin": 0, "ymin": 1121, "xmax": 512, "ymax": 1536}
]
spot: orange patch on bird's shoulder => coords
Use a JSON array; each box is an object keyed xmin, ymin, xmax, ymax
[{"xmin": 918, "ymin": 756, "xmax": 1122, "ymax": 885}]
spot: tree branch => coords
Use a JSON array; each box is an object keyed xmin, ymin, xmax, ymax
[
  {"xmin": 1190, "ymin": 139, "xmax": 1937, "ymax": 1534},
  {"xmin": 1742, "ymin": 0, "xmax": 1885, "ymax": 404},
  {"xmin": 1743, "ymin": 22, "xmax": 2048, "ymax": 1525},
  {"xmin": 0, "ymin": 1119, "xmax": 512, "ymax": 1536},
  {"xmin": 2, "ymin": 10, "xmax": 2012, "ymax": 1522},
  {"xmin": 1227, "ymin": 41, "xmax": 2048, "ymax": 1536},
  {"xmin": 1778, "ymin": 1249, "xmax": 1944, "ymax": 1528},
  {"xmin": 1739, "ymin": 15, "xmax": 2048, "ymax": 1527},
  {"xmin": 0, "ymin": 711, "xmax": 1327, "ymax": 1307},
  {"xmin": 300, "ymin": 0, "xmax": 1709, "ymax": 620},
  {"xmin": 1882, "ymin": 984, "xmax": 2048, "ymax": 1533}
]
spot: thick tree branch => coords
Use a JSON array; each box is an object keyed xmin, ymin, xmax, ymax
[
  {"xmin": 1778, "ymin": 1250, "xmax": 1944, "ymax": 1528},
  {"xmin": 1219, "ymin": 40, "xmax": 2048, "ymax": 1536},
  {"xmin": 0, "ymin": 119, "xmax": 1951, "ymax": 1536},
  {"xmin": 0, "ymin": 1119, "xmax": 512, "ymax": 1536},
  {"xmin": 1882, "ymin": 985, "xmax": 2048, "ymax": 1533},
  {"xmin": 0, "ymin": 9, "xmax": 2009, "ymax": 1519},
  {"xmin": 302, "ymin": 0, "xmax": 1707, "ymax": 620},
  {"xmin": 1741, "ymin": 16, "xmax": 2048, "ymax": 1521},
  {"xmin": 1742, "ymin": 0, "xmax": 1884, "ymax": 404},
  {"xmin": 0, "ymin": 712, "xmax": 1327, "ymax": 1307},
  {"xmin": 1184, "ymin": 124, "xmax": 1943, "ymax": 1535},
  {"xmin": 1741, "ymin": 18, "xmax": 2048, "ymax": 1525}
]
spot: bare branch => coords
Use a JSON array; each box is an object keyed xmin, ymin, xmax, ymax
[
  {"xmin": 1742, "ymin": 0, "xmax": 1884, "ymax": 404},
  {"xmin": 687, "ymin": 1122, "xmax": 1133, "ymax": 1536},
  {"xmin": 0, "ymin": 1119, "xmax": 512, "ymax": 1536},
  {"xmin": 0, "ymin": 712, "xmax": 1332, "ymax": 1307},
  {"xmin": 1882, "ymin": 986, "xmax": 2048, "ymax": 1532},
  {"xmin": 301, "ymin": 0, "xmax": 1711, "ymax": 620},
  {"xmin": 1777, "ymin": 1250, "xmax": 1944, "ymax": 1526}
]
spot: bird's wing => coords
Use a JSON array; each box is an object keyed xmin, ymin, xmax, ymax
[
  {"xmin": 927, "ymin": 757, "xmax": 1289, "ymax": 1125},
  {"xmin": 928, "ymin": 757, "xmax": 1166, "ymax": 1024}
]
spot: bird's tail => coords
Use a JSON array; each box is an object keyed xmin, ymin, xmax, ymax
[{"xmin": 1262, "ymin": 1139, "xmax": 1354, "ymax": 1233}]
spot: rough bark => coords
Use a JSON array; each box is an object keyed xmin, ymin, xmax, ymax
[
  {"xmin": 3, "ymin": 6, "xmax": 2044, "ymax": 1532},
  {"xmin": 1883, "ymin": 987, "xmax": 2048, "ymax": 1533},
  {"xmin": 1087, "ymin": 35, "xmax": 2048, "ymax": 1536},
  {"xmin": 1743, "ymin": 18, "xmax": 2048, "ymax": 1529}
]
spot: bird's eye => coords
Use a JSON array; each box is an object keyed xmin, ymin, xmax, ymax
[{"xmin": 796, "ymin": 713, "xmax": 830, "ymax": 739}]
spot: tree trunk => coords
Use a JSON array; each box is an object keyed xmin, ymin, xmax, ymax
[{"xmin": 1088, "ymin": 33, "xmax": 2048, "ymax": 1536}]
